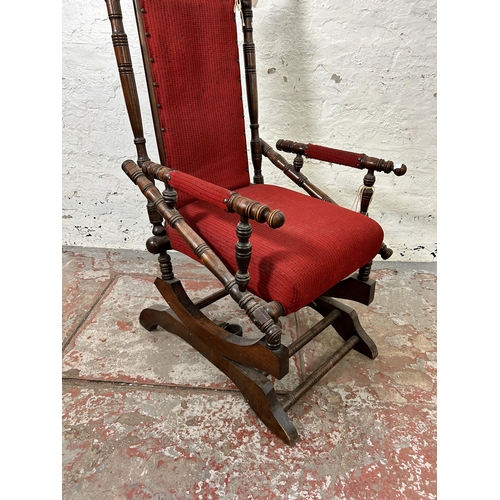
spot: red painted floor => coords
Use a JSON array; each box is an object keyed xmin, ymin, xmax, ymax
[{"xmin": 62, "ymin": 246, "xmax": 436, "ymax": 499}]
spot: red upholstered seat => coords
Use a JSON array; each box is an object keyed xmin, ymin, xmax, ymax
[{"xmin": 167, "ymin": 184, "xmax": 384, "ymax": 315}]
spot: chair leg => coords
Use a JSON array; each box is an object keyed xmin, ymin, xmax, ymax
[{"xmin": 139, "ymin": 304, "xmax": 299, "ymax": 445}]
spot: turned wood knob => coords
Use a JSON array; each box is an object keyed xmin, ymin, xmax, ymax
[
  {"xmin": 266, "ymin": 209, "xmax": 285, "ymax": 229},
  {"xmin": 392, "ymin": 163, "xmax": 407, "ymax": 176},
  {"xmin": 362, "ymin": 156, "xmax": 407, "ymax": 176},
  {"xmin": 228, "ymin": 194, "xmax": 285, "ymax": 229},
  {"xmin": 379, "ymin": 243, "xmax": 393, "ymax": 260}
]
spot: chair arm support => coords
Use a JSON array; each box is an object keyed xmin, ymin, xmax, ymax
[
  {"xmin": 261, "ymin": 139, "xmax": 336, "ymax": 204},
  {"xmin": 121, "ymin": 159, "xmax": 284, "ymax": 350},
  {"xmin": 276, "ymin": 140, "xmax": 407, "ymax": 177},
  {"xmin": 139, "ymin": 160, "xmax": 285, "ymax": 229}
]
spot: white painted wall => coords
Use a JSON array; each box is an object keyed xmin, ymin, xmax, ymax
[{"xmin": 62, "ymin": 0, "xmax": 436, "ymax": 261}]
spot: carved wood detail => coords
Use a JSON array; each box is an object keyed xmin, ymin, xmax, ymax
[{"xmin": 227, "ymin": 193, "xmax": 285, "ymax": 229}]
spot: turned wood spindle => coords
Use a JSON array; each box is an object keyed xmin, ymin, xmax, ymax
[
  {"xmin": 241, "ymin": 0, "xmax": 263, "ymax": 184},
  {"xmin": 105, "ymin": 0, "xmax": 149, "ymax": 166},
  {"xmin": 162, "ymin": 183, "xmax": 178, "ymax": 210},
  {"xmin": 357, "ymin": 169, "xmax": 375, "ymax": 281},
  {"xmin": 154, "ymin": 184, "xmax": 179, "ymax": 281},
  {"xmin": 357, "ymin": 261, "xmax": 372, "ymax": 282},
  {"xmin": 359, "ymin": 169, "xmax": 375, "ymax": 216},
  {"xmin": 145, "ymin": 199, "xmax": 173, "ymax": 281},
  {"xmin": 235, "ymin": 216, "xmax": 252, "ymax": 292},
  {"xmin": 293, "ymin": 154, "xmax": 304, "ymax": 172}
]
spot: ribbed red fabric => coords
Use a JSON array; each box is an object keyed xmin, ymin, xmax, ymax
[
  {"xmin": 306, "ymin": 144, "xmax": 362, "ymax": 168},
  {"xmin": 168, "ymin": 171, "xmax": 231, "ymax": 211},
  {"xmin": 140, "ymin": 0, "xmax": 250, "ymax": 207},
  {"xmin": 166, "ymin": 184, "xmax": 384, "ymax": 315}
]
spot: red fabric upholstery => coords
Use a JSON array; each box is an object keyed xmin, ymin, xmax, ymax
[
  {"xmin": 166, "ymin": 184, "xmax": 384, "ymax": 315},
  {"xmin": 168, "ymin": 170, "xmax": 231, "ymax": 211},
  {"xmin": 306, "ymin": 144, "xmax": 362, "ymax": 168},
  {"xmin": 139, "ymin": 0, "xmax": 250, "ymax": 207}
]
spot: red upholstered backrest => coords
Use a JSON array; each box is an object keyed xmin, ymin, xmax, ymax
[{"xmin": 139, "ymin": 0, "xmax": 250, "ymax": 207}]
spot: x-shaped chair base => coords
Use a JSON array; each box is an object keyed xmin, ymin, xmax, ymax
[{"xmin": 139, "ymin": 278, "xmax": 377, "ymax": 445}]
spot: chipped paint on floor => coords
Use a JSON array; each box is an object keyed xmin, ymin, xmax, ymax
[{"xmin": 62, "ymin": 246, "xmax": 436, "ymax": 499}]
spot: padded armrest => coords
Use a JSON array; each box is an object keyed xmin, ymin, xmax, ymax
[
  {"xmin": 276, "ymin": 140, "xmax": 407, "ymax": 177},
  {"xmin": 133, "ymin": 160, "xmax": 285, "ymax": 229}
]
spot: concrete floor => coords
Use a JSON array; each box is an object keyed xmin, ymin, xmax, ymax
[{"xmin": 62, "ymin": 246, "xmax": 437, "ymax": 499}]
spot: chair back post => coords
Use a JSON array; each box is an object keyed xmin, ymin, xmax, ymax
[
  {"xmin": 241, "ymin": 0, "xmax": 264, "ymax": 184},
  {"xmin": 106, "ymin": 0, "xmax": 172, "ymax": 277},
  {"xmin": 131, "ymin": 0, "xmax": 168, "ymax": 167},
  {"xmin": 105, "ymin": 0, "xmax": 150, "ymax": 167}
]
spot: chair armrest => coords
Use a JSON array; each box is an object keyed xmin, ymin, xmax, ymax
[
  {"xmin": 121, "ymin": 159, "xmax": 284, "ymax": 351},
  {"xmin": 125, "ymin": 160, "xmax": 285, "ymax": 229},
  {"xmin": 276, "ymin": 140, "xmax": 407, "ymax": 177}
]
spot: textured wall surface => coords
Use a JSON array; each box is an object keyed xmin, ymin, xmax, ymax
[{"xmin": 62, "ymin": 0, "xmax": 436, "ymax": 261}]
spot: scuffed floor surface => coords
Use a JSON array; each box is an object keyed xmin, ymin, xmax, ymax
[{"xmin": 62, "ymin": 246, "xmax": 436, "ymax": 499}]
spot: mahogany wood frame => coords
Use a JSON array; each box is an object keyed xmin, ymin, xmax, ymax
[{"xmin": 104, "ymin": 0, "xmax": 407, "ymax": 445}]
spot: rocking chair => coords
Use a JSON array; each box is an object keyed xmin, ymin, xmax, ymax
[{"xmin": 104, "ymin": 0, "xmax": 407, "ymax": 445}]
